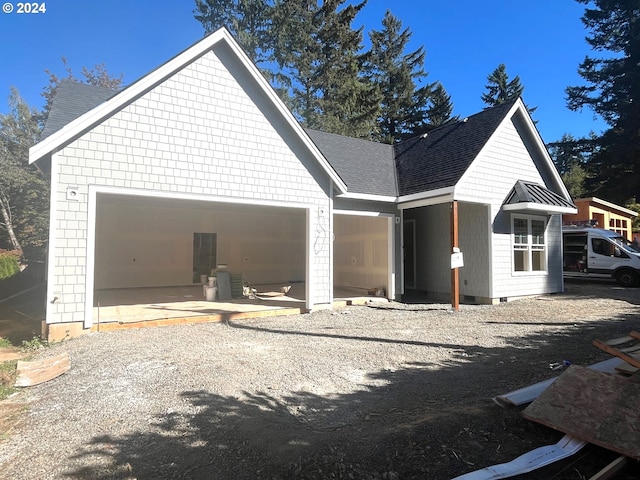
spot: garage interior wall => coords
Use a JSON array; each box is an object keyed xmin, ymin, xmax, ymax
[
  {"xmin": 403, "ymin": 204, "xmax": 450, "ymax": 297},
  {"xmin": 333, "ymin": 215, "xmax": 388, "ymax": 293},
  {"xmin": 95, "ymin": 195, "xmax": 306, "ymax": 290}
]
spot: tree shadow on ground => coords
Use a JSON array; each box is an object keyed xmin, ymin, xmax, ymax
[{"xmin": 63, "ymin": 292, "xmax": 639, "ymax": 479}]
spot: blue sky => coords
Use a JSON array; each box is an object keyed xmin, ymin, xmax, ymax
[{"xmin": 0, "ymin": 0, "xmax": 606, "ymax": 143}]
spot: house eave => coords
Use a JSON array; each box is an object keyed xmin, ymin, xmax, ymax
[
  {"xmin": 502, "ymin": 203, "xmax": 578, "ymax": 215},
  {"xmin": 397, "ymin": 187, "xmax": 455, "ymax": 209},
  {"xmin": 336, "ymin": 192, "xmax": 397, "ymax": 203}
]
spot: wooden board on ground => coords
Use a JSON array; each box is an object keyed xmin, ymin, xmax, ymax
[
  {"xmin": 0, "ymin": 347, "xmax": 27, "ymax": 362},
  {"xmin": 15, "ymin": 352, "xmax": 70, "ymax": 387},
  {"xmin": 593, "ymin": 331, "xmax": 640, "ymax": 369},
  {"xmin": 523, "ymin": 365, "xmax": 640, "ymax": 460}
]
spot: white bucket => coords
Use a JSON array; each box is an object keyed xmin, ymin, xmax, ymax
[
  {"xmin": 200, "ymin": 274, "xmax": 208, "ymax": 284},
  {"xmin": 208, "ymin": 276, "xmax": 217, "ymax": 287},
  {"xmin": 205, "ymin": 286, "xmax": 217, "ymax": 301}
]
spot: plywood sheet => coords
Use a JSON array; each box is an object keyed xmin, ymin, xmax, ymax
[{"xmin": 523, "ymin": 365, "xmax": 640, "ymax": 460}]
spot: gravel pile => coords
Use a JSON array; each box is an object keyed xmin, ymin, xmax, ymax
[{"xmin": 0, "ymin": 280, "xmax": 638, "ymax": 479}]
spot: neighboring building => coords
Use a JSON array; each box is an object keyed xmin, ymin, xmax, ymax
[
  {"xmin": 29, "ymin": 28, "xmax": 576, "ymax": 340},
  {"xmin": 563, "ymin": 197, "xmax": 637, "ymax": 241}
]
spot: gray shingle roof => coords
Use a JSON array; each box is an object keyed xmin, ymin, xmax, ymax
[
  {"xmin": 43, "ymin": 83, "xmax": 554, "ymax": 204},
  {"xmin": 305, "ymin": 129, "xmax": 397, "ymax": 197},
  {"xmin": 393, "ymin": 100, "xmax": 517, "ymax": 196},
  {"xmin": 40, "ymin": 80, "xmax": 117, "ymax": 140}
]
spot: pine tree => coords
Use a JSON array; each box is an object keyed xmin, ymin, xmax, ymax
[
  {"xmin": 481, "ymin": 64, "xmax": 536, "ymax": 116},
  {"xmin": 271, "ymin": 0, "xmax": 378, "ymax": 137},
  {"xmin": 423, "ymin": 82, "xmax": 458, "ymax": 130},
  {"xmin": 193, "ymin": 0, "xmax": 272, "ymax": 66},
  {"xmin": 363, "ymin": 10, "xmax": 431, "ymax": 143},
  {"xmin": 566, "ymin": 0, "xmax": 640, "ymax": 204},
  {"xmin": 481, "ymin": 64, "xmax": 522, "ymax": 106},
  {"xmin": 548, "ymin": 133, "xmax": 596, "ymax": 199}
]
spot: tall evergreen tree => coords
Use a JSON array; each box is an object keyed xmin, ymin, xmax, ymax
[
  {"xmin": 423, "ymin": 82, "xmax": 458, "ymax": 130},
  {"xmin": 481, "ymin": 64, "xmax": 522, "ymax": 106},
  {"xmin": 548, "ymin": 133, "xmax": 595, "ymax": 199},
  {"xmin": 566, "ymin": 0, "xmax": 640, "ymax": 204},
  {"xmin": 363, "ymin": 10, "xmax": 431, "ymax": 143},
  {"xmin": 193, "ymin": 0, "xmax": 272, "ymax": 66},
  {"xmin": 272, "ymin": 0, "xmax": 377, "ymax": 137},
  {"xmin": 481, "ymin": 63, "xmax": 536, "ymax": 116}
]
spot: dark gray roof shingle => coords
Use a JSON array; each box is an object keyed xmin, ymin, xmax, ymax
[
  {"xmin": 42, "ymin": 83, "xmax": 544, "ymax": 203},
  {"xmin": 305, "ymin": 129, "xmax": 397, "ymax": 197},
  {"xmin": 40, "ymin": 80, "xmax": 118, "ymax": 140},
  {"xmin": 393, "ymin": 100, "xmax": 517, "ymax": 196}
]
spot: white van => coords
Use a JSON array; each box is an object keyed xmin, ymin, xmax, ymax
[{"xmin": 563, "ymin": 226, "xmax": 640, "ymax": 287}]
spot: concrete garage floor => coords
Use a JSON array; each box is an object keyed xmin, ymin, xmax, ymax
[
  {"xmin": 0, "ymin": 283, "xmax": 385, "ymax": 343},
  {"xmin": 91, "ymin": 283, "xmax": 384, "ymax": 332}
]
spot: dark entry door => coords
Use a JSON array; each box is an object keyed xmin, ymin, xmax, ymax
[{"xmin": 193, "ymin": 233, "xmax": 217, "ymax": 283}]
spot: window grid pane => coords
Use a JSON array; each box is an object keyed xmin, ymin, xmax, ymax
[
  {"xmin": 532, "ymin": 220, "xmax": 545, "ymax": 245},
  {"xmin": 514, "ymin": 219, "xmax": 528, "ymax": 245},
  {"xmin": 512, "ymin": 216, "xmax": 546, "ymax": 274}
]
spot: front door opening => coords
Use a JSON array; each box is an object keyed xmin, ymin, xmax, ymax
[{"xmin": 193, "ymin": 233, "xmax": 217, "ymax": 283}]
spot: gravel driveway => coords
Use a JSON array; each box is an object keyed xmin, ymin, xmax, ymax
[{"xmin": 1, "ymin": 279, "xmax": 639, "ymax": 480}]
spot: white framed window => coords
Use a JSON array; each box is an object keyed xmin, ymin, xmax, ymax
[{"xmin": 512, "ymin": 215, "xmax": 547, "ymax": 273}]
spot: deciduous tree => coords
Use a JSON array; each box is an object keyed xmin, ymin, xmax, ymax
[
  {"xmin": 42, "ymin": 58, "xmax": 124, "ymax": 116},
  {"xmin": 0, "ymin": 89, "xmax": 48, "ymax": 257}
]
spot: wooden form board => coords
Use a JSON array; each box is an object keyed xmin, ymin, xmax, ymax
[
  {"xmin": 523, "ymin": 365, "xmax": 640, "ymax": 460},
  {"xmin": 15, "ymin": 352, "xmax": 70, "ymax": 387}
]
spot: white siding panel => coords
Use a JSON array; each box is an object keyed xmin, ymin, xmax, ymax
[
  {"xmin": 458, "ymin": 120, "xmax": 544, "ymax": 204},
  {"xmin": 458, "ymin": 119, "xmax": 563, "ymax": 299},
  {"xmin": 48, "ymin": 49, "xmax": 332, "ymax": 325},
  {"xmin": 458, "ymin": 203, "xmax": 491, "ymax": 298}
]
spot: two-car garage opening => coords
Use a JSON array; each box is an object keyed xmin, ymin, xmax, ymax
[
  {"xmin": 91, "ymin": 193, "xmax": 308, "ymax": 322},
  {"xmin": 89, "ymin": 193, "xmax": 393, "ymax": 327}
]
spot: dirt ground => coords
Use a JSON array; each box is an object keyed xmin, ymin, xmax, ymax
[{"xmin": 0, "ymin": 278, "xmax": 639, "ymax": 479}]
